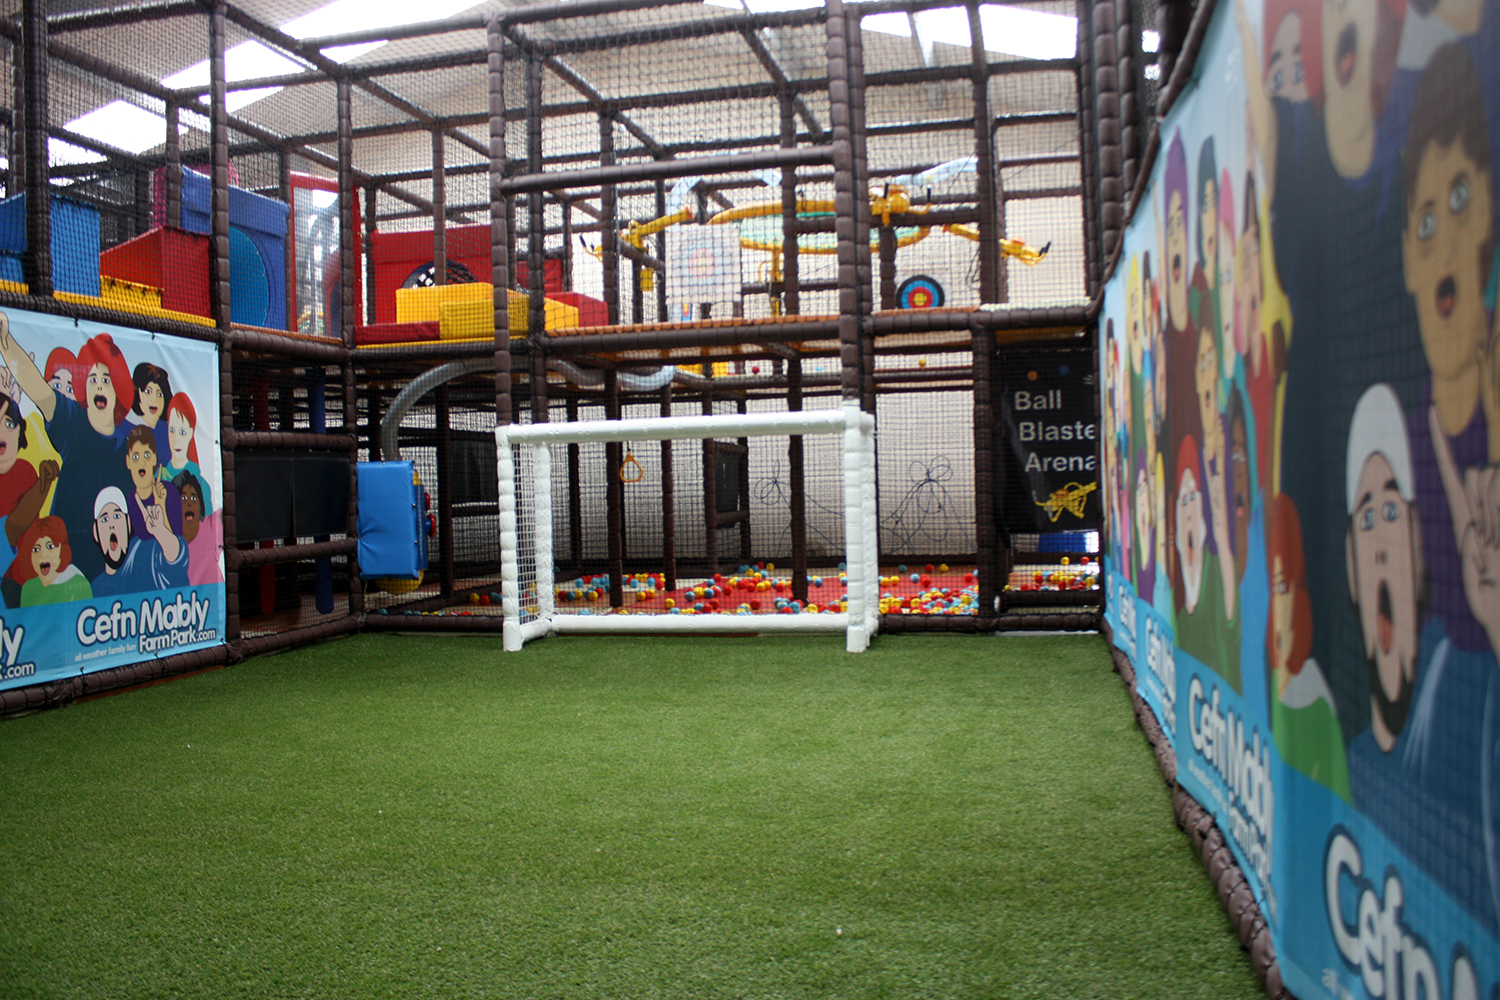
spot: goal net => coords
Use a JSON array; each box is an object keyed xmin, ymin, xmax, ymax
[{"xmin": 496, "ymin": 403, "xmax": 879, "ymax": 652}]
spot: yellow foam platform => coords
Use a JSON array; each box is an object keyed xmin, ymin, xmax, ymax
[
  {"xmin": 395, "ymin": 281, "xmax": 492, "ymax": 324},
  {"xmin": 504, "ymin": 292, "xmax": 579, "ymax": 336},
  {"xmin": 431, "ymin": 290, "xmax": 581, "ymax": 340},
  {"xmin": 54, "ymin": 276, "xmax": 215, "ymax": 327}
]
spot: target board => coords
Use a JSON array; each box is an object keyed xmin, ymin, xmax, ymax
[{"xmin": 896, "ymin": 275, "xmax": 943, "ymax": 309}]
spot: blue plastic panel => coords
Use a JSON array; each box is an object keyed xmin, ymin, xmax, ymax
[{"xmin": 356, "ymin": 461, "xmax": 428, "ymax": 579}]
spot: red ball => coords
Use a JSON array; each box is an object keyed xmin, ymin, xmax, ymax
[{"xmin": 479, "ymin": 594, "xmax": 491, "ymax": 605}]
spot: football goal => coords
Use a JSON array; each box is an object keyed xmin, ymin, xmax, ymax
[{"xmin": 496, "ymin": 403, "xmax": 879, "ymax": 652}]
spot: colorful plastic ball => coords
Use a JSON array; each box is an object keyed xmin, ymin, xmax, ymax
[
  {"xmin": 812, "ymin": 577, "xmax": 823, "ymax": 587},
  {"xmin": 920, "ymin": 575, "xmax": 932, "ymax": 587},
  {"xmin": 898, "ymin": 564, "xmax": 908, "ymax": 574},
  {"xmin": 469, "ymin": 592, "xmax": 480, "ymax": 604},
  {"xmin": 1060, "ymin": 556, "xmax": 1070, "ymax": 566},
  {"xmin": 939, "ymin": 563, "xmax": 949, "ymax": 573},
  {"xmin": 664, "ymin": 598, "xmax": 676, "ymax": 609}
]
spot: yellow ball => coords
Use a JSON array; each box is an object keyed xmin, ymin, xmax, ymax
[
  {"xmin": 665, "ymin": 598, "xmax": 676, "ymax": 609},
  {"xmin": 376, "ymin": 571, "xmax": 423, "ymax": 595}
]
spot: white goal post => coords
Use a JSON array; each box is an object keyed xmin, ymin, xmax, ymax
[{"xmin": 496, "ymin": 402, "xmax": 879, "ymax": 652}]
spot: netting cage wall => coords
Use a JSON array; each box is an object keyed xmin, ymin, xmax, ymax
[{"xmin": 0, "ymin": 0, "xmax": 1112, "ymax": 710}]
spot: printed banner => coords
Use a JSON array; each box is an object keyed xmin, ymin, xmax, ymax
[
  {"xmin": 667, "ymin": 225, "xmax": 742, "ymax": 322},
  {"xmin": 0, "ymin": 307, "xmax": 224, "ymax": 691},
  {"xmin": 1100, "ymin": 0, "xmax": 1500, "ymax": 992},
  {"xmin": 998, "ymin": 347, "xmax": 1100, "ymax": 534}
]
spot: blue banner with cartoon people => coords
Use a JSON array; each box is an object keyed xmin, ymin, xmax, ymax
[
  {"xmin": 1100, "ymin": 0, "xmax": 1500, "ymax": 992},
  {"xmin": 0, "ymin": 307, "xmax": 223, "ymax": 691}
]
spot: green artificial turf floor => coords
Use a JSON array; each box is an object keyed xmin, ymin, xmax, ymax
[{"xmin": 0, "ymin": 633, "xmax": 1261, "ymax": 999}]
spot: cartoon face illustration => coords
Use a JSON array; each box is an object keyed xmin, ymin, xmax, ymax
[
  {"xmin": 1322, "ymin": 0, "xmax": 1380, "ymax": 178},
  {"xmin": 1347, "ymin": 450, "xmax": 1422, "ymax": 748},
  {"xmin": 84, "ymin": 362, "xmax": 118, "ymax": 435},
  {"xmin": 48, "ymin": 367, "xmax": 72, "ymax": 400},
  {"xmin": 94, "ymin": 500, "xmax": 129, "ymax": 571},
  {"xmin": 137, "ymin": 380, "xmax": 165, "ymax": 427},
  {"xmin": 168, "ymin": 408, "xmax": 193, "ymax": 467},
  {"xmin": 0, "ymin": 396, "xmax": 24, "ymax": 476},
  {"xmin": 180, "ymin": 480, "xmax": 203, "ymax": 544},
  {"xmin": 126, "ymin": 438, "xmax": 158, "ymax": 494},
  {"xmin": 1199, "ymin": 175, "xmax": 1219, "ymax": 274},
  {"xmin": 1236, "ymin": 221, "xmax": 1262, "ymax": 365},
  {"xmin": 1196, "ymin": 324, "xmax": 1221, "ymax": 450},
  {"xmin": 30, "ymin": 533, "xmax": 60, "ymax": 585},
  {"xmin": 1166, "ymin": 189, "xmax": 1190, "ymax": 330},
  {"xmin": 1265, "ymin": 10, "xmax": 1310, "ymax": 100},
  {"xmin": 1270, "ymin": 553, "xmax": 1297, "ymax": 671},
  {"xmin": 1403, "ymin": 135, "xmax": 1493, "ymax": 384},
  {"xmin": 1176, "ymin": 461, "xmax": 1207, "ymax": 612}
]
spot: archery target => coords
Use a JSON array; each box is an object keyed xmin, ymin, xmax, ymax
[{"xmin": 897, "ymin": 274, "xmax": 944, "ymax": 309}]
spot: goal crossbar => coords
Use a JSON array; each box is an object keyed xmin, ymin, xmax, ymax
[{"xmin": 496, "ymin": 402, "xmax": 879, "ymax": 652}]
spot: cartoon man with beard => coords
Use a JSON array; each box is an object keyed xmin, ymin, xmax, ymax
[
  {"xmin": 1344, "ymin": 383, "xmax": 1500, "ymax": 936},
  {"xmin": 1344, "ymin": 385, "xmax": 1425, "ymax": 752},
  {"xmin": 90, "ymin": 484, "xmax": 188, "ymax": 597}
]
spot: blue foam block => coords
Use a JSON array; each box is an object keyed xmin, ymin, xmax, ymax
[
  {"xmin": 0, "ymin": 193, "xmax": 101, "ymax": 296},
  {"xmin": 356, "ymin": 461, "xmax": 429, "ymax": 579},
  {"xmin": 178, "ymin": 169, "xmax": 288, "ymax": 329}
]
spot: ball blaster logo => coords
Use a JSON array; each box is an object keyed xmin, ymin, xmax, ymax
[{"xmin": 1035, "ymin": 481, "xmax": 1098, "ymax": 522}]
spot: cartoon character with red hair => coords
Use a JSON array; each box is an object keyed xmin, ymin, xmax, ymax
[
  {"xmin": 1264, "ymin": 491, "xmax": 1349, "ymax": 799},
  {"xmin": 14, "ymin": 515, "xmax": 90, "ymax": 606},
  {"xmin": 161, "ymin": 392, "xmax": 211, "ymax": 514},
  {"xmin": 43, "ymin": 347, "xmax": 84, "ymax": 402},
  {"xmin": 0, "ymin": 312, "xmax": 135, "ymax": 580}
]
